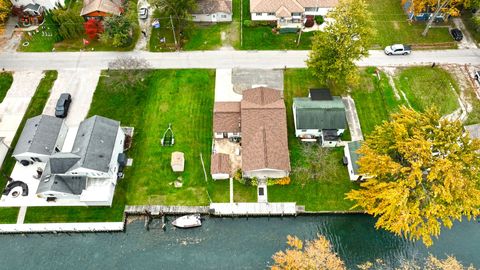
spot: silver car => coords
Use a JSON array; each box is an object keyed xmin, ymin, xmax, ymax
[{"xmin": 384, "ymin": 44, "xmax": 412, "ymax": 55}]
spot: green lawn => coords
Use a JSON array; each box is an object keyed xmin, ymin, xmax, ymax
[
  {"xmin": 368, "ymin": 0, "xmax": 455, "ymax": 48},
  {"xmin": 26, "ymin": 69, "xmax": 222, "ymax": 222},
  {"xmin": 0, "ymin": 72, "xmax": 13, "ymax": 103},
  {"xmin": 351, "ymin": 68, "xmax": 408, "ymax": 136},
  {"xmin": 18, "ymin": 16, "xmax": 60, "ymax": 52},
  {"xmin": 149, "ymin": 18, "xmax": 178, "ymax": 52},
  {"xmin": 395, "ymin": 67, "xmax": 460, "ymax": 115},
  {"xmin": 0, "ymin": 71, "xmax": 58, "ymax": 224}
]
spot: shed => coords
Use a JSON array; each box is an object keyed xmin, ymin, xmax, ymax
[{"xmin": 171, "ymin": 152, "xmax": 185, "ymax": 172}]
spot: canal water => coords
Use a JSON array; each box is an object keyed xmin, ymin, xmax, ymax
[{"xmin": 0, "ymin": 215, "xmax": 478, "ymax": 270}]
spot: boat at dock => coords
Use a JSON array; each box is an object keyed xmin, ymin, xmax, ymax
[{"xmin": 172, "ymin": 214, "xmax": 202, "ymax": 228}]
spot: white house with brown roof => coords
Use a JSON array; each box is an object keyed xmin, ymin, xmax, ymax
[
  {"xmin": 211, "ymin": 87, "xmax": 291, "ymax": 180},
  {"xmin": 80, "ymin": 0, "xmax": 123, "ymax": 19},
  {"xmin": 192, "ymin": 0, "xmax": 232, "ymax": 22},
  {"xmin": 250, "ymin": 0, "xmax": 337, "ymax": 27}
]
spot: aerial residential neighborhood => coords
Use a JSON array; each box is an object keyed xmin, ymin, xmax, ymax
[{"xmin": 0, "ymin": 0, "xmax": 479, "ymax": 268}]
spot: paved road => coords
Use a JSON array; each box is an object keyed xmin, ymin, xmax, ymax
[{"xmin": 1, "ymin": 49, "xmax": 480, "ymax": 71}]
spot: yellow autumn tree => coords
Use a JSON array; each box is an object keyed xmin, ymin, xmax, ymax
[
  {"xmin": 359, "ymin": 255, "xmax": 476, "ymax": 270},
  {"xmin": 0, "ymin": 0, "xmax": 11, "ymax": 24},
  {"xmin": 346, "ymin": 107, "xmax": 480, "ymax": 246},
  {"xmin": 271, "ymin": 235, "xmax": 346, "ymax": 270}
]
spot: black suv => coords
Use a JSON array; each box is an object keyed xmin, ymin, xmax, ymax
[
  {"xmin": 55, "ymin": 93, "xmax": 72, "ymax": 118},
  {"xmin": 450, "ymin": 28, "xmax": 463, "ymax": 41}
]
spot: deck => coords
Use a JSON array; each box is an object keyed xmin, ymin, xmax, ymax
[{"xmin": 210, "ymin": 203, "xmax": 297, "ymax": 216}]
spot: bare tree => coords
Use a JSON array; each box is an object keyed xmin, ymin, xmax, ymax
[{"xmin": 105, "ymin": 56, "xmax": 150, "ymax": 91}]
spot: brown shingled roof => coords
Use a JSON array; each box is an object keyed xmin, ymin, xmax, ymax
[
  {"xmin": 211, "ymin": 153, "xmax": 231, "ymax": 175},
  {"xmin": 213, "ymin": 102, "xmax": 241, "ymax": 133},
  {"xmin": 241, "ymin": 87, "xmax": 291, "ymax": 173},
  {"xmin": 195, "ymin": 0, "xmax": 232, "ymax": 14},
  {"xmin": 250, "ymin": 0, "xmax": 338, "ymax": 13},
  {"xmin": 81, "ymin": 0, "xmax": 123, "ymax": 16}
]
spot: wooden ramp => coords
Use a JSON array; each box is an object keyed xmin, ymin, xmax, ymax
[{"xmin": 210, "ymin": 203, "xmax": 297, "ymax": 216}]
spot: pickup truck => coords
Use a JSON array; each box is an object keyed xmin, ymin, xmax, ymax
[{"xmin": 384, "ymin": 44, "xmax": 412, "ymax": 55}]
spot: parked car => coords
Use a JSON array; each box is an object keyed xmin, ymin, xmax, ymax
[
  {"xmin": 474, "ymin": 71, "xmax": 480, "ymax": 84},
  {"xmin": 450, "ymin": 28, "xmax": 463, "ymax": 41},
  {"xmin": 384, "ymin": 44, "xmax": 412, "ymax": 55},
  {"xmin": 139, "ymin": 7, "xmax": 148, "ymax": 20},
  {"xmin": 55, "ymin": 93, "xmax": 72, "ymax": 118}
]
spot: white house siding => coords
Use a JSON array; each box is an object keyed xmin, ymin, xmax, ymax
[
  {"xmin": 251, "ymin": 13, "xmax": 277, "ymax": 21},
  {"xmin": 107, "ymin": 127, "xmax": 125, "ymax": 178},
  {"xmin": 212, "ymin": 173, "xmax": 230, "ymax": 180},
  {"xmin": 0, "ymin": 140, "xmax": 9, "ymax": 169},
  {"xmin": 14, "ymin": 152, "xmax": 50, "ymax": 163},
  {"xmin": 243, "ymin": 169, "xmax": 289, "ymax": 179},
  {"xmin": 192, "ymin": 12, "xmax": 232, "ymax": 22},
  {"xmin": 10, "ymin": 0, "xmax": 65, "ymax": 10},
  {"xmin": 304, "ymin": 8, "xmax": 332, "ymax": 16},
  {"xmin": 214, "ymin": 132, "xmax": 241, "ymax": 139},
  {"xmin": 295, "ymin": 129, "xmax": 321, "ymax": 138}
]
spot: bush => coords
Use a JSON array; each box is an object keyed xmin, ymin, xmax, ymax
[
  {"xmin": 472, "ymin": 15, "xmax": 480, "ymax": 32},
  {"xmin": 315, "ymin": 15, "xmax": 324, "ymax": 25},
  {"xmin": 101, "ymin": 15, "xmax": 133, "ymax": 47},
  {"xmin": 51, "ymin": 8, "xmax": 84, "ymax": 40},
  {"xmin": 243, "ymin": 19, "xmax": 252, "ymax": 27},
  {"xmin": 251, "ymin": 20, "xmax": 277, "ymax": 27}
]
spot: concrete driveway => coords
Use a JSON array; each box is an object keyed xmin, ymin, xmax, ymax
[
  {"xmin": 453, "ymin": 18, "xmax": 478, "ymax": 50},
  {"xmin": 0, "ymin": 71, "xmax": 44, "ymax": 146},
  {"xmin": 42, "ymin": 69, "xmax": 101, "ymax": 127},
  {"xmin": 134, "ymin": 0, "xmax": 152, "ymax": 51}
]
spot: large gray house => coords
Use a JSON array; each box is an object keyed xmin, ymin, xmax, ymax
[{"xmin": 12, "ymin": 115, "xmax": 126, "ymax": 206}]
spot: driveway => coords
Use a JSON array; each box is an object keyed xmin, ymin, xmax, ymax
[
  {"xmin": 134, "ymin": 0, "xmax": 152, "ymax": 51},
  {"xmin": 42, "ymin": 69, "xmax": 101, "ymax": 127},
  {"xmin": 453, "ymin": 18, "xmax": 478, "ymax": 50},
  {"xmin": 0, "ymin": 71, "xmax": 44, "ymax": 146}
]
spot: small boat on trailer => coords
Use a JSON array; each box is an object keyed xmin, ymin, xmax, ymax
[{"xmin": 172, "ymin": 214, "xmax": 202, "ymax": 228}]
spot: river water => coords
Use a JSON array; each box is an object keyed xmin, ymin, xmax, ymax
[{"xmin": 0, "ymin": 215, "xmax": 478, "ymax": 270}]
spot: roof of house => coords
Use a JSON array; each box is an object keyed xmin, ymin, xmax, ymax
[
  {"xmin": 250, "ymin": 0, "xmax": 338, "ymax": 13},
  {"xmin": 465, "ymin": 124, "xmax": 480, "ymax": 139},
  {"xmin": 213, "ymin": 102, "xmax": 241, "ymax": 133},
  {"xmin": 241, "ymin": 87, "xmax": 290, "ymax": 173},
  {"xmin": 13, "ymin": 115, "xmax": 64, "ymax": 157},
  {"xmin": 194, "ymin": 0, "xmax": 232, "ymax": 14},
  {"xmin": 80, "ymin": 0, "xmax": 123, "ymax": 16},
  {"xmin": 293, "ymin": 96, "xmax": 347, "ymax": 130},
  {"xmin": 37, "ymin": 163, "xmax": 87, "ymax": 195},
  {"xmin": 347, "ymin": 141, "xmax": 362, "ymax": 175},
  {"xmin": 70, "ymin": 115, "xmax": 120, "ymax": 173},
  {"xmin": 211, "ymin": 153, "xmax": 231, "ymax": 175}
]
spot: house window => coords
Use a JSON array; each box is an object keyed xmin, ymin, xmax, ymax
[
  {"xmin": 221, "ymin": 15, "xmax": 227, "ymax": 18},
  {"xmin": 256, "ymin": 13, "xmax": 263, "ymax": 16},
  {"xmin": 301, "ymin": 129, "xmax": 307, "ymax": 132},
  {"xmin": 192, "ymin": 15, "xmax": 197, "ymax": 18},
  {"xmin": 305, "ymin": 7, "xmax": 318, "ymax": 12},
  {"xmin": 267, "ymin": 12, "xmax": 275, "ymax": 16}
]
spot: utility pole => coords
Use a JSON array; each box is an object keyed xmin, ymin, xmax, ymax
[{"xmin": 170, "ymin": 15, "xmax": 178, "ymax": 49}]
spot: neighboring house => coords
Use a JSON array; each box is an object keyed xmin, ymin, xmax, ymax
[
  {"xmin": 10, "ymin": 0, "xmax": 63, "ymax": 10},
  {"xmin": 211, "ymin": 153, "xmax": 231, "ymax": 180},
  {"xmin": 213, "ymin": 102, "xmax": 241, "ymax": 139},
  {"xmin": 402, "ymin": 0, "xmax": 447, "ymax": 22},
  {"xmin": 80, "ymin": 0, "xmax": 123, "ymax": 19},
  {"xmin": 13, "ymin": 115, "xmax": 68, "ymax": 164},
  {"xmin": 14, "ymin": 3, "xmax": 45, "ymax": 27},
  {"xmin": 211, "ymin": 87, "xmax": 291, "ymax": 179},
  {"xmin": 192, "ymin": 0, "xmax": 232, "ymax": 22},
  {"xmin": 12, "ymin": 115, "xmax": 126, "ymax": 206},
  {"xmin": 250, "ymin": 0, "xmax": 337, "ymax": 28},
  {"xmin": 343, "ymin": 141, "xmax": 366, "ymax": 181},
  {"xmin": 293, "ymin": 89, "xmax": 347, "ymax": 147}
]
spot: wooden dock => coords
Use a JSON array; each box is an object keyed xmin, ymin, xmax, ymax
[
  {"xmin": 210, "ymin": 203, "xmax": 297, "ymax": 216},
  {"xmin": 124, "ymin": 205, "xmax": 210, "ymax": 216}
]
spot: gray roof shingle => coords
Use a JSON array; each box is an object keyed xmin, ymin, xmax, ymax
[{"xmin": 13, "ymin": 115, "xmax": 64, "ymax": 157}]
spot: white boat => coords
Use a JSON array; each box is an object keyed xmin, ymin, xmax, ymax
[{"xmin": 172, "ymin": 214, "xmax": 202, "ymax": 228}]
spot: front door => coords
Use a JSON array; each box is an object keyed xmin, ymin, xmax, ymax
[{"xmin": 212, "ymin": 14, "xmax": 217, "ymax": 22}]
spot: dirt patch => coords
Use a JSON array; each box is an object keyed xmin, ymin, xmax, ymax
[{"xmin": 392, "ymin": 21, "xmax": 400, "ymax": 30}]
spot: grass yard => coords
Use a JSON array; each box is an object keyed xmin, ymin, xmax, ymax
[
  {"xmin": 0, "ymin": 72, "xmax": 13, "ymax": 103},
  {"xmin": 351, "ymin": 68, "xmax": 408, "ymax": 135},
  {"xmin": 368, "ymin": 0, "xmax": 454, "ymax": 48},
  {"xmin": 149, "ymin": 18, "xmax": 178, "ymax": 52},
  {"xmin": 18, "ymin": 16, "xmax": 60, "ymax": 52},
  {"xmin": 395, "ymin": 67, "xmax": 460, "ymax": 115},
  {"xmin": 26, "ymin": 69, "xmax": 222, "ymax": 222},
  {"xmin": 0, "ymin": 71, "xmax": 58, "ymax": 224}
]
